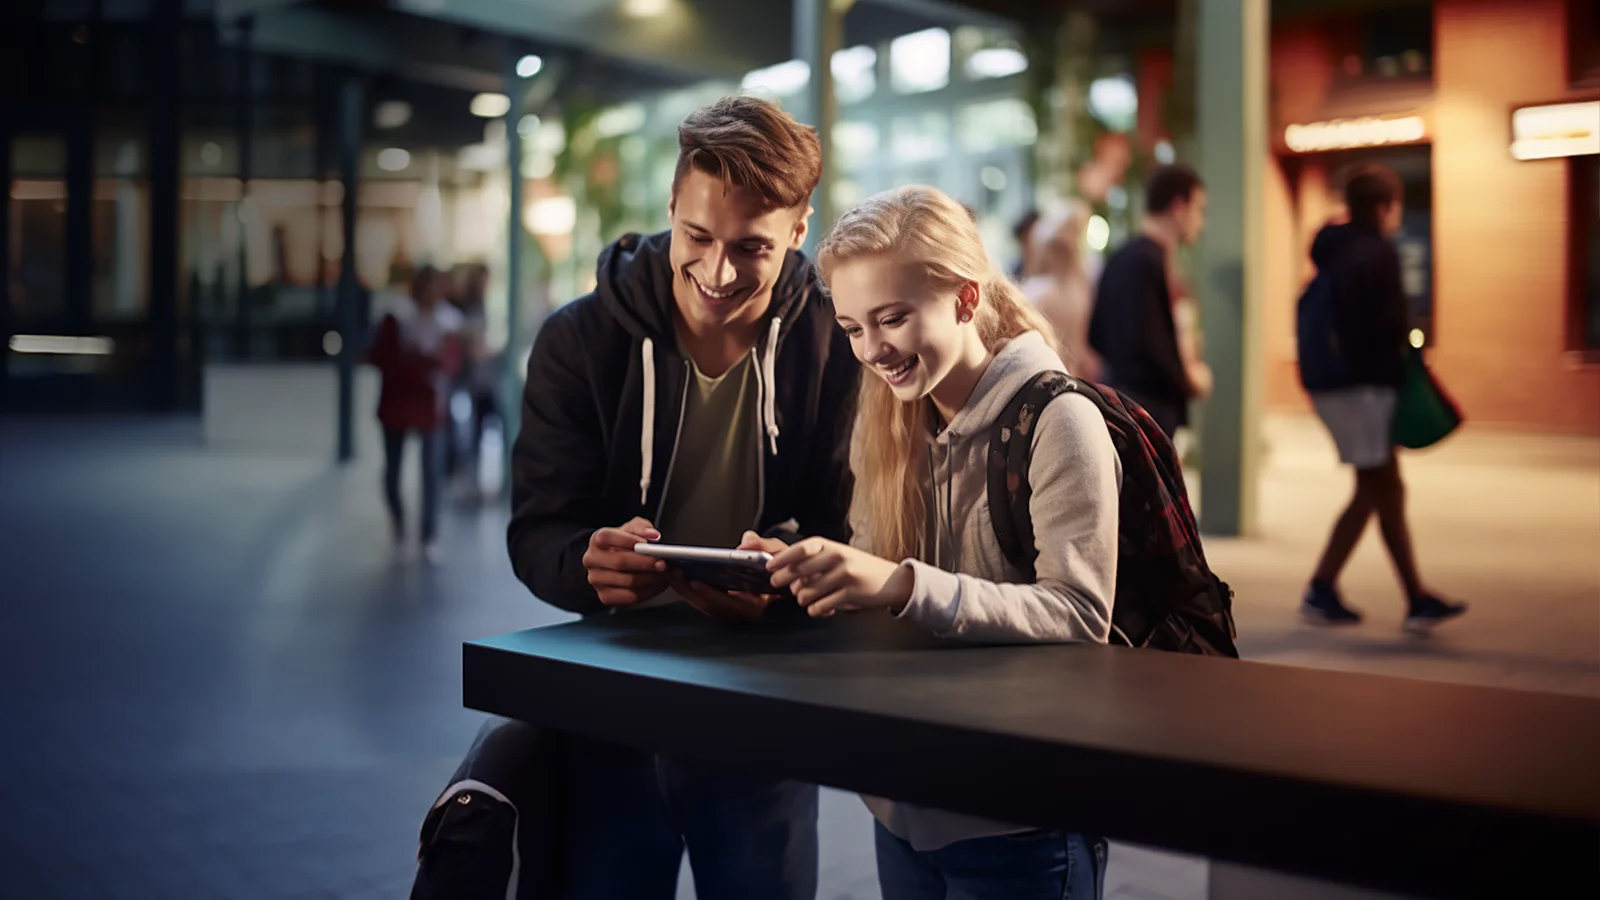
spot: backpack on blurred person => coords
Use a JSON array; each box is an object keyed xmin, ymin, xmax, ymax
[
  {"xmin": 987, "ymin": 372, "xmax": 1239, "ymax": 657},
  {"xmin": 1295, "ymin": 270, "xmax": 1352, "ymax": 392}
]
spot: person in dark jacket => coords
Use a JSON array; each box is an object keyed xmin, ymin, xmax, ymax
[
  {"xmin": 1088, "ymin": 164, "xmax": 1212, "ymax": 437},
  {"xmin": 418, "ymin": 97, "xmax": 856, "ymax": 900},
  {"xmin": 1301, "ymin": 164, "xmax": 1465, "ymax": 632}
]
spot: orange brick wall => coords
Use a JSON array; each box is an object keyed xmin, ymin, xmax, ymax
[
  {"xmin": 1258, "ymin": 0, "xmax": 1598, "ymax": 433},
  {"xmin": 1430, "ymin": 0, "xmax": 1598, "ymax": 433}
]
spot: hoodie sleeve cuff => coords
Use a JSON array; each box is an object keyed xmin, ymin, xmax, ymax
[{"xmin": 895, "ymin": 559, "xmax": 961, "ymax": 636}]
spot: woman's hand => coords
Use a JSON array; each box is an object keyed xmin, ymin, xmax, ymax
[{"xmin": 767, "ymin": 538, "xmax": 914, "ymax": 618}]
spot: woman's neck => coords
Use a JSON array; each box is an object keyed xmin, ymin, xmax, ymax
[{"xmin": 929, "ymin": 338, "xmax": 994, "ymax": 425}]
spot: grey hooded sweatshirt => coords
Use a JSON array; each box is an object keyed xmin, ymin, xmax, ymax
[{"xmin": 857, "ymin": 330, "xmax": 1122, "ymax": 850}]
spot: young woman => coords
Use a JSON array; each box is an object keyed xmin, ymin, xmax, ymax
[{"xmin": 765, "ymin": 185, "xmax": 1120, "ymax": 899}]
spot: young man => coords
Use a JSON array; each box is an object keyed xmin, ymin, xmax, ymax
[
  {"xmin": 1088, "ymin": 163, "xmax": 1213, "ymax": 437},
  {"xmin": 1301, "ymin": 164, "xmax": 1465, "ymax": 632},
  {"xmin": 503, "ymin": 95, "xmax": 855, "ymax": 899}
]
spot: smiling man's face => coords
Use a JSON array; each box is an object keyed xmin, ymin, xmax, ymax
[{"xmin": 668, "ymin": 168, "xmax": 808, "ymax": 338}]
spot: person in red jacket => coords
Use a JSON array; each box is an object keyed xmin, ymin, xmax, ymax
[{"xmin": 367, "ymin": 265, "xmax": 462, "ymax": 562}]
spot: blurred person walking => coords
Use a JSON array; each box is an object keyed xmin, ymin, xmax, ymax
[
  {"xmin": 1010, "ymin": 208, "xmax": 1041, "ymax": 280},
  {"xmin": 448, "ymin": 263, "xmax": 501, "ymax": 499},
  {"xmin": 1297, "ymin": 165, "xmax": 1466, "ymax": 632},
  {"xmin": 366, "ymin": 265, "xmax": 462, "ymax": 564},
  {"xmin": 1087, "ymin": 164, "xmax": 1213, "ymax": 437},
  {"xmin": 1020, "ymin": 206, "xmax": 1102, "ymax": 381}
]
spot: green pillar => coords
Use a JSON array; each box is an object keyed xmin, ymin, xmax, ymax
[
  {"xmin": 1194, "ymin": 0, "xmax": 1267, "ymax": 537},
  {"xmin": 794, "ymin": 0, "xmax": 844, "ymax": 256}
]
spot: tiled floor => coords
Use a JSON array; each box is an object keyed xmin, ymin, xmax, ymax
[{"xmin": 1, "ymin": 415, "xmax": 1594, "ymax": 899}]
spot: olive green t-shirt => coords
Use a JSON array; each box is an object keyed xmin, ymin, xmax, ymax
[{"xmin": 643, "ymin": 341, "xmax": 761, "ymax": 606}]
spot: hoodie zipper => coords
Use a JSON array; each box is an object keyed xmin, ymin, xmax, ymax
[{"xmin": 651, "ymin": 361, "xmax": 691, "ymax": 522}]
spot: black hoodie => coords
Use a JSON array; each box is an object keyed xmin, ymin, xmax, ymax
[
  {"xmin": 1309, "ymin": 222, "xmax": 1411, "ymax": 388},
  {"xmin": 508, "ymin": 231, "xmax": 860, "ymax": 615}
]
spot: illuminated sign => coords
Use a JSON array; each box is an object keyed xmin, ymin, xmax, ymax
[
  {"xmin": 1510, "ymin": 101, "xmax": 1599, "ymax": 160},
  {"xmin": 1283, "ymin": 115, "xmax": 1427, "ymax": 153}
]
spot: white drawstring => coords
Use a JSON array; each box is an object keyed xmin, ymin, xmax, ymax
[
  {"xmin": 639, "ymin": 337, "xmax": 656, "ymax": 505},
  {"xmin": 762, "ymin": 317, "xmax": 781, "ymax": 455}
]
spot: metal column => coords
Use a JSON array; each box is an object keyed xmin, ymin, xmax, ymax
[
  {"xmin": 146, "ymin": 0, "xmax": 180, "ymax": 411},
  {"xmin": 1194, "ymin": 0, "xmax": 1267, "ymax": 537},
  {"xmin": 500, "ymin": 52, "xmax": 527, "ymax": 478},
  {"xmin": 794, "ymin": 0, "xmax": 844, "ymax": 255},
  {"xmin": 336, "ymin": 75, "xmax": 362, "ymax": 464}
]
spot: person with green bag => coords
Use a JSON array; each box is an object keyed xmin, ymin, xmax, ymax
[
  {"xmin": 1296, "ymin": 165, "xmax": 1467, "ymax": 634},
  {"xmin": 1393, "ymin": 345, "xmax": 1463, "ymax": 450}
]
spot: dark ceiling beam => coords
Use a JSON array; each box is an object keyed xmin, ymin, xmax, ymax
[{"xmin": 231, "ymin": 5, "xmax": 512, "ymax": 93}]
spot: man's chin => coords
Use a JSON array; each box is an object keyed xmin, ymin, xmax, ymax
[{"xmin": 677, "ymin": 289, "xmax": 765, "ymax": 331}]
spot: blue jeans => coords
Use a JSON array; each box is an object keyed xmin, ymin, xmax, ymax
[
  {"xmin": 875, "ymin": 821, "xmax": 1107, "ymax": 900},
  {"xmin": 382, "ymin": 426, "xmax": 443, "ymax": 542},
  {"xmin": 563, "ymin": 736, "xmax": 819, "ymax": 900}
]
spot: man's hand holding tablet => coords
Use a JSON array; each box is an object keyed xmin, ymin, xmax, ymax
[
  {"xmin": 636, "ymin": 531, "xmax": 790, "ymax": 622},
  {"xmin": 582, "ymin": 517, "xmax": 675, "ymax": 608}
]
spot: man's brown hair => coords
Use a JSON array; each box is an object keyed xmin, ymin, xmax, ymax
[
  {"xmin": 674, "ymin": 95, "xmax": 821, "ymax": 212},
  {"xmin": 1343, "ymin": 164, "xmax": 1404, "ymax": 229}
]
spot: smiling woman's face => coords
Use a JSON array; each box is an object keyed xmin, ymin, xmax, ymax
[
  {"xmin": 668, "ymin": 168, "xmax": 807, "ymax": 336},
  {"xmin": 828, "ymin": 255, "xmax": 972, "ymax": 404}
]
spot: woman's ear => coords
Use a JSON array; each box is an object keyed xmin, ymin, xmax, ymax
[{"xmin": 957, "ymin": 282, "xmax": 980, "ymax": 323}]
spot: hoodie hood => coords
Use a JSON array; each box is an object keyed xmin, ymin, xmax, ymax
[
  {"xmin": 595, "ymin": 230, "xmax": 820, "ymax": 344},
  {"xmin": 937, "ymin": 331, "xmax": 1068, "ymax": 444},
  {"xmin": 1310, "ymin": 221, "xmax": 1375, "ymax": 268},
  {"xmin": 593, "ymin": 230, "xmax": 827, "ymax": 505}
]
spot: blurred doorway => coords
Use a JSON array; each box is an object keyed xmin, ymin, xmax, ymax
[{"xmin": 2, "ymin": 107, "xmax": 173, "ymax": 413}]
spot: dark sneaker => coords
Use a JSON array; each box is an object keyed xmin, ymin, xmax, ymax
[
  {"xmin": 1403, "ymin": 595, "xmax": 1468, "ymax": 634},
  {"xmin": 1301, "ymin": 581, "xmax": 1362, "ymax": 625}
]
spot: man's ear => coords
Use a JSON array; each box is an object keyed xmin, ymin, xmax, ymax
[{"xmin": 790, "ymin": 206, "xmax": 813, "ymax": 250}]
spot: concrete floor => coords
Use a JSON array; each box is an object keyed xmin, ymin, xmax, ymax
[{"xmin": 0, "ymin": 413, "xmax": 1593, "ymax": 899}]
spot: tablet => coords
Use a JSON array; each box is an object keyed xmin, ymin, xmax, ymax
[{"xmin": 634, "ymin": 543, "xmax": 781, "ymax": 595}]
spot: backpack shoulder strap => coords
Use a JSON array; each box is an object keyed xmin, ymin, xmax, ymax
[{"xmin": 987, "ymin": 370, "xmax": 1078, "ymax": 580}]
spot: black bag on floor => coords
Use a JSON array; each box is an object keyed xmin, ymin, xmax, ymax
[{"xmin": 411, "ymin": 718, "xmax": 568, "ymax": 900}]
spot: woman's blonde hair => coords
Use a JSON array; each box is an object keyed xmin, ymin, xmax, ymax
[{"xmin": 817, "ymin": 185, "xmax": 1058, "ymax": 563}]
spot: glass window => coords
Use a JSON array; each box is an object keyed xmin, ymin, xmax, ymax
[
  {"xmin": 890, "ymin": 28, "xmax": 950, "ymax": 95},
  {"xmin": 92, "ymin": 128, "xmax": 150, "ymax": 321},
  {"xmin": 956, "ymin": 99, "xmax": 1036, "ymax": 154},
  {"xmin": 891, "ymin": 113, "xmax": 949, "ymax": 163},
  {"xmin": 833, "ymin": 121, "xmax": 880, "ymax": 172},
  {"xmin": 832, "ymin": 45, "xmax": 877, "ymax": 105},
  {"xmin": 954, "ymin": 27, "xmax": 1028, "ymax": 81},
  {"xmin": 1087, "ymin": 75, "xmax": 1138, "ymax": 133},
  {"xmin": 8, "ymin": 136, "xmax": 69, "ymax": 324},
  {"xmin": 741, "ymin": 59, "xmax": 811, "ymax": 103}
]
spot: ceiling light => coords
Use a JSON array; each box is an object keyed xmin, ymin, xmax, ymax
[
  {"xmin": 623, "ymin": 0, "xmax": 670, "ymax": 17},
  {"xmin": 516, "ymin": 55, "xmax": 543, "ymax": 78},
  {"xmin": 373, "ymin": 100, "xmax": 412, "ymax": 130},
  {"xmin": 9, "ymin": 334, "xmax": 115, "ymax": 355},
  {"xmin": 377, "ymin": 148, "xmax": 411, "ymax": 171},
  {"xmin": 966, "ymin": 48, "xmax": 1027, "ymax": 80},
  {"xmin": 470, "ymin": 92, "xmax": 512, "ymax": 118}
]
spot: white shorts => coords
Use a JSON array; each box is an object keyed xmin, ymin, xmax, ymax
[{"xmin": 1310, "ymin": 386, "xmax": 1397, "ymax": 470}]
